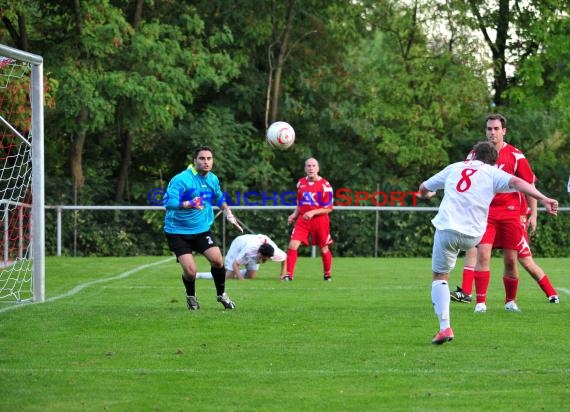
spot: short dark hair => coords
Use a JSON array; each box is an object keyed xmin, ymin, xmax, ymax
[
  {"xmin": 258, "ymin": 243, "xmax": 275, "ymax": 258},
  {"xmin": 486, "ymin": 113, "xmax": 506, "ymax": 128},
  {"xmin": 193, "ymin": 146, "xmax": 214, "ymax": 160},
  {"xmin": 472, "ymin": 141, "xmax": 498, "ymax": 165}
]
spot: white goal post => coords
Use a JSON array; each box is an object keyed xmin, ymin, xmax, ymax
[{"xmin": 0, "ymin": 44, "xmax": 45, "ymax": 303}]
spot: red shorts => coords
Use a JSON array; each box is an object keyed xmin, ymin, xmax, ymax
[
  {"xmin": 480, "ymin": 208, "xmax": 526, "ymax": 251},
  {"xmin": 290, "ymin": 215, "xmax": 333, "ymax": 248},
  {"xmin": 492, "ymin": 216, "xmax": 532, "ymax": 258}
]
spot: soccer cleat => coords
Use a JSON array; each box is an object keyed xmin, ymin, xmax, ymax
[
  {"xmin": 323, "ymin": 275, "xmax": 332, "ymax": 282},
  {"xmin": 431, "ymin": 327, "xmax": 454, "ymax": 345},
  {"xmin": 450, "ymin": 286, "xmax": 472, "ymax": 303},
  {"xmin": 186, "ymin": 295, "xmax": 200, "ymax": 311},
  {"xmin": 217, "ymin": 293, "xmax": 236, "ymax": 309},
  {"xmin": 280, "ymin": 275, "xmax": 293, "ymax": 282},
  {"xmin": 474, "ymin": 302, "xmax": 487, "ymax": 313},
  {"xmin": 504, "ymin": 300, "xmax": 521, "ymax": 312},
  {"xmin": 548, "ymin": 295, "xmax": 560, "ymax": 304}
]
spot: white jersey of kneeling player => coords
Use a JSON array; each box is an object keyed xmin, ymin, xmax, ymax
[{"xmin": 196, "ymin": 234, "xmax": 286, "ymax": 279}]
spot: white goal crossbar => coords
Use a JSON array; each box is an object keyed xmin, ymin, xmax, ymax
[{"xmin": 0, "ymin": 44, "xmax": 45, "ymax": 303}]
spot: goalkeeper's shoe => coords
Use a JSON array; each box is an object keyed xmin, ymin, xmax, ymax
[
  {"xmin": 186, "ymin": 295, "xmax": 200, "ymax": 311},
  {"xmin": 217, "ymin": 293, "xmax": 236, "ymax": 309},
  {"xmin": 549, "ymin": 295, "xmax": 560, "ymax": 303},
  {"xmin": 280, "ymin": 275, "xmax": 293, "ymax": 282},
  {"xmin": 431, "ymin": 327, "xmax": 454, "ymax": 345},
  {"xmin": 450, "ymin": 286, "xmax": 472, "ymax": 303},
  {"xmin": 323, "ymin": 274, "xmax": 332, "ymax": 282}
]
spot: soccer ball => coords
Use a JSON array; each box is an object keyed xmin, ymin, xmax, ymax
[{"xmin": 266, "ymin": 121, "xmax": 295, "ymax": 150}]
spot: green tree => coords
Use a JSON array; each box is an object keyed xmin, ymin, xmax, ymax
[
  {"xmin": 340, "ymin": 1, "xmax": 489, "ymax": 185},
  {"xmin": 105, "ymin": 4, "xmax": 239, "ymax": 201}
]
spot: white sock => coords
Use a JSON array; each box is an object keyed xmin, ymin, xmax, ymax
[
  {"xmin": 432, "ymin": 280, "xmax": 451, "ymax": 330},
  {"xmin": 240, "ymin": 269, "xmax": 247, "ymax": 278},
  {"xmin": 196, "ymin": 272, "xmax": 213, "ymax": 279}
]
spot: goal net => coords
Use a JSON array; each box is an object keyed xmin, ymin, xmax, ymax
[{"xmin": 0, "ymin": 44, "xmax": 44, "ymax": 303}]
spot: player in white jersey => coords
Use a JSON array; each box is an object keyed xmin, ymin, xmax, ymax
[
  {"xmin": 197, "ymin": 234, "xmax": 287, "ymax": 280},
  {"xmin": 418, "ymin": 141, "xmax": 558, "ymax": 345},
  {"xmin": 225, "ymin": 234, "xmax": 287, "ymax": 279}
]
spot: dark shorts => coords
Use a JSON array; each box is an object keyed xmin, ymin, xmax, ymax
[{"xmin": 165, "ymin": 231, "xmax": 218, "ymax": 257}]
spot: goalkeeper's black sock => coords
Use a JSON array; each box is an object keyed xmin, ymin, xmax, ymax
[
  {"xmin": 181, "ymin": 274, "xmax": 196, "ymax": 297},
  {"xmin": 211, "ymin": 266, "xmax": 226, "ymax": 296}
]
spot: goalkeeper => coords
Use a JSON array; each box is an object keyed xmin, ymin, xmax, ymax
[{"xmin": 163, "ymin": 146, "xmax": 243, "ymax": 311}]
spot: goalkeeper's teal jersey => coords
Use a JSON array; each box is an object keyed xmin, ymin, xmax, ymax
[{"xmin": 163, "ymin": 165, "xmax": 224, "ymax": 234}]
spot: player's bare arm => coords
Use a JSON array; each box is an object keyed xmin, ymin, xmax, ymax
[
  {"xmin": 232, "ymin": 261, "xmax": 244, "ymax": 280},
  {"xmin": 509, "ymin": 177, "xmax": 558, "ymax": 216},
  {"xmin": 418, "ymin": 183, "xmax": 437, "ymax": 199},
  {"xmin": 525, "ymin": 192, "xmax": 538, "ymax": 232},
  {"xmin": 279, "ymin": 260, "xmax": 287, "ymax": 277},
  {"xmin": 287, "ymin": 208, "xmax": 300, "ymax": 224}
]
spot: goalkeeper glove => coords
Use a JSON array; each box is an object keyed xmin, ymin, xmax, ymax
[
  {"xmin": 182, "ymin": 197, "xmax": 204, "ymax": 210},
  {"xmin": 224, "ymin": 209, "xmax": 243, "ymax": 233}
]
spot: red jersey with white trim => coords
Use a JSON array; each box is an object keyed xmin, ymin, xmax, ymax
[
  {"xmin": 491, "ymin": 143, "xmax": 535, "ymax": 208},
  {"xmin": 296, "ymin": 176, "xmax": 334, "ymax": 215},
  {"xmin": 467, "ymin": 142, "xmax": 536, "ymax": 210}
]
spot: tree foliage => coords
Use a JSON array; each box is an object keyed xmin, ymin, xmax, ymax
[{"xmin": 1, "ymin": 0, "xmax": 569, "ymax": 257}]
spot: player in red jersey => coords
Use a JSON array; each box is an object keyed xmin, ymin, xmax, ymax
[
  {"xmin": 474, "ymin": 114, "xmax": 533, "ymax": 312},
  {"xmin": 452, "ymin": 197, "xmax": 559, "ymax": 305},
  {"xmin": 451, "ymin": 114, "xmax": 558, "ymax": 312},
  {"xmin": 281, "ymin": 158, "xmax": 334, "ymax": 281},
  {"xmin": 464, "ymin": 114, "xmax": 556, "ymax": 312},
  {"xmin": 487, "ymin": 196, "xmax": 558, "ymax": 301}
]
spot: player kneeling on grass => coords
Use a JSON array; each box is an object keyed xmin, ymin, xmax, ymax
[
  {"xmin": 418, "ymin": 141, "xmax": 558, "ymax": 345},
  {"xmin": 197, "ymin": 234, "xmax": 287, "ymax": 280}
]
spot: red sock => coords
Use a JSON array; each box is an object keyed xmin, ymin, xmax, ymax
[
  {"xmin": 537, "ymin": 275, "xmax": 557, "ymax": 297},
  {"xmin": 461, "ymin": 266, "xmax": 475, "ymax": 295},
  {"xmin": 503, "ymin": 276, "xmax": 519, "ymax": 303},
  {"xmin": 286, "ymin": 249, "xmax": 298, "ymax": 278},
  {"xmin": 474, "ymin": 270, "xmax": 490, "ymax": 304},
  {"xmin": 322, "ymin": 250, "xmax": 332, "ymax": 276}
]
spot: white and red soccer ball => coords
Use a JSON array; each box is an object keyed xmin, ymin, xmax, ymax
[{"xmin": 266, "ymin": 121, "xmax": 295, "ymax": 150}]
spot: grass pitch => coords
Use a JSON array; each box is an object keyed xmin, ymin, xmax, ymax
[{"xmin": 1, "ymin": 256, "xmax": 569, "ymax": 411}]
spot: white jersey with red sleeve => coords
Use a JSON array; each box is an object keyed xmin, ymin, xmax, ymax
[
  {"xmin": 296, "ymin": 176, "xmax": 334, "ymax": 216},
  {"xmin": 422, "ymin": 160, "xmax": 513, "ymax": 237}
]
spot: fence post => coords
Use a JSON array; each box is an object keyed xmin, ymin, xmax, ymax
[{"xmin": 56, "ymin": 207, "xmax": 62, "ymax": 256}]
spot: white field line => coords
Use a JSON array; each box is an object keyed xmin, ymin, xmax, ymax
[
  {"xmin": 2, "ymin": 263, "xmax": 567, "ymax": 314},
  {"xmin": 0, "ymin": 258, "xmax": 171, "ymax": 314}
]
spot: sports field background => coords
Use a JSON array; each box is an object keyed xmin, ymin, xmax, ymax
[{"xmin": 1, "ymin": 256, "xmax": 568, "ymax": 411}]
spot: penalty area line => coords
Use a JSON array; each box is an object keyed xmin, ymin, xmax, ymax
[{"xmin": 0, "ymin": 258, "xmax": 171, "ymax": 314}]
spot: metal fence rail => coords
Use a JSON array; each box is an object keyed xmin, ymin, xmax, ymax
[{"xmin": 43, "ymin": 205, "xmax": 570, "ymax": 257}]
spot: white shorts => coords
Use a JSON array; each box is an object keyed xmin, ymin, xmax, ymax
[
  {"xmin": 224, "ymin": 255, "xmax": 259, "ymax": 272},
  {"xmin": 432, "ymin": 229, "xmax": 481, "ymax": 274}
]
